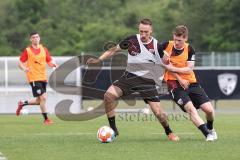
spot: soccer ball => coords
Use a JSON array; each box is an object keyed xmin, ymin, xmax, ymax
[
  {"xmin": 20, "ymin": 109, "xmax": 29, "ymax": 115},
  {"xmin": 97, "ymin": 126, "xmax": 115, "ymax": 143}
]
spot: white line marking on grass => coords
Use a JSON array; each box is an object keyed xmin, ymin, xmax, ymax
[
  {"xmin": 34, "ymin": 132, "xmax": 95, "ymax": 136},
  {"xmin": 34, "ymin": 132, "xmax": 196, "ymax": 136},
  {"xmin": 0, "ymin": 152, "xmax": 7, "ymax": 160}
]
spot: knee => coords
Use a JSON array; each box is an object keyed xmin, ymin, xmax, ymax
[
  {"xmin": 39, "ymin": 95, "xmax": 46, "ymax": 101},
  {"xmin": 104, "ymin": 92, "xmax": 116, "ymax": 103},
  {"xmin": 201, "ymin": 103, "xmax": 215, "ymax": 115},
  {"xmin": 205, "ymin": 107, "xmax": 214, "ymax": 115}
]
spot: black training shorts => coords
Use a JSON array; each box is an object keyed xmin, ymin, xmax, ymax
[
  {"xmin": 29, "ymin": 81, "xmax": 47, "ymax": 97},
  {"xmin": 113, "ymin": 71, "xmax": 160, "ymax": 103},
  {"xmin": 168, "ymin": 81, "xmax": 210, "ymax": 112}
]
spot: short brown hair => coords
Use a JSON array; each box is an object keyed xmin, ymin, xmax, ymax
[
  {"xmin": 173, "ymin": 25, "xmax": 188, "ymax": 38},
  {"xmin": 139, "ymin": 18, "xmax": 152, "ymax": 26},
  {"xmin": 30, "ymin": 31, "xmax": 39, "ymax": 37}
]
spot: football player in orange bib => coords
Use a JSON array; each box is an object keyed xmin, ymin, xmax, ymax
[
  {"xmin": 17, "ymin": 31, "xmax": 57, "ymax": 125},
  {"xmin": 162, "ymin": 25, "xmax": 217, "ymax": 141}
]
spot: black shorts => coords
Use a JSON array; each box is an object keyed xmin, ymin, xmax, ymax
[
  {"xmin": 113, "ymin": 71, "xmax": 160, "ymax": 103},
  {"xmin": 168, "ymin": 81, "xmax": 210, "ymax": 112},
  {"xmin": 29, "ymin": 81, "xmax": 47, "ymax": 97}
]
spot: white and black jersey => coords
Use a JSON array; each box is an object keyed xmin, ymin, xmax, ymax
[{"xmin": 119, "ymin": 34, "xmax": 164, "ymax": 79}]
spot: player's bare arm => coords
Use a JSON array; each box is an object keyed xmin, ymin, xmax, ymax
[
  {"xmin": 86, "ymin": 45, "xmax": 122, "ymax": 64},
  {"xmin": 165, "ymin": 61, "xmax": 194, "ymax": 74},
  {"xmin": 162, "ymin": 51, "xmax": 170, "ymax": 64},
  {"xmin": 172, "ymin": 73, "xmax": 189, "ymax": 89},
  {"xmin": 162, "ymin": 51, "xmax": 190, "ymax": 89},
  {"xmin": 18, "ymin": 61, "xmax": 29, "ymax": 72},
  {"xmin": 47, "ymin": 60, "xmax": 58, "ymax": 68}
]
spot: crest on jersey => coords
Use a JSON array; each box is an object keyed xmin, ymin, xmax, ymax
[
  {"xmin": 218, "ymin": 73, "xmax": 238, "ymax": 96},
  {"xmin": 177, "ymin": 98, "xmax": 183, "ymax": 106}
]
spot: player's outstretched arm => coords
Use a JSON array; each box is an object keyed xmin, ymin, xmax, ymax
[{"xmin": 86, "ymin": 45, "xmax": 121, "ymax": 64}]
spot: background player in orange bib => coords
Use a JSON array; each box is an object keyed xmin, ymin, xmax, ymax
[
  {"xmin": 161, "ymin": 25, "xmax": 217, "ymax": 141},
  {"xmin": 17, "ymin": 31, "xmax": 57, "ymax": 125}
]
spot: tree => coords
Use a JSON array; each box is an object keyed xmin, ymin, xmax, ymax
[{"xmin": 203, "ymin": 0, "xmax": 240, "ymax": 51}]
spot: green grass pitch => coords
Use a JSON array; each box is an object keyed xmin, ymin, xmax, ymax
[{"xmin": 0, "ymin": 113, "xmax": 240, "ymax": 160}]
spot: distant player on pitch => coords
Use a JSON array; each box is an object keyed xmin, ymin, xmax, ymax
[{"xmin": 16, "ymin": 31, "xmax": 57, "ymax": 125}]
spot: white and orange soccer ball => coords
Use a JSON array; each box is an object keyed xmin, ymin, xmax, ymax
[{"xmin": 97, "ymin": 126, "xmax": 115, "ymax": 143}]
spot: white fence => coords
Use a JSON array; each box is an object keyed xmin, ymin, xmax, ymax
[{"xmin": 195, "ymin": 52, "xmax": 240, "ymax": 67}]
